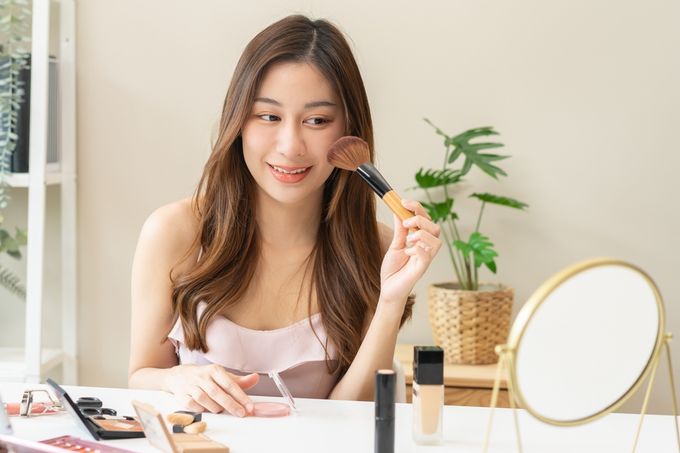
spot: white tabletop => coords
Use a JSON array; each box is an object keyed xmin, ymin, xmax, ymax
[{"xmin": 1, "ymin": 382, "xmax": 678, "ymax": 453}]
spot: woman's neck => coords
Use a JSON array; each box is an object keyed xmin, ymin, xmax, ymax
[{"xmin": 255, "ymin": 190, "xmax": 322, "ymax": 249}]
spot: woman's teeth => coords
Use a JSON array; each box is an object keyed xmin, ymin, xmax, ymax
[{"xmin": 271, "ymin": 165, "xmax": 308, "ymax": 174}]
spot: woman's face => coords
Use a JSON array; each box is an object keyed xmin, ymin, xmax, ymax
[{"xmin": 241, "ymin": 61, "xmax": 346, "ymax": 207}]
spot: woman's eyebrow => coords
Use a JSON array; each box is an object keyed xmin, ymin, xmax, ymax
[
  {"xmin": 303, "ymin": 100, "xmax": 336, "ymax": 109},
  {"xmin": 254, "ymin": 97, "xmax": 282, "ymax": 106},
  {"xmin": 253, "ymin": 97, "xmax": 336, "ymax": 109}
]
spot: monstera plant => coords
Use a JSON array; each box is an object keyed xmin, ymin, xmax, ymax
[
  {"xmin": 415, "ymin": 118, "xmax": 528, "ymax": 365},
  {"xmin": 415, "ymin": 119, "xmax": 528, "ymax": 290}
]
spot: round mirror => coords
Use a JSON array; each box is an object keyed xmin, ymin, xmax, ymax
[{"xmin": 507, "ymin": 258, "xmax": 664, "ymax": 425}]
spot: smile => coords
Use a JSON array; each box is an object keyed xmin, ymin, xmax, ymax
[
  {"xmin": 269, "ymin": 164, "xmax": 311, "ymax": 175},
  {"xmin": 267, "ymin": 163, "xmax": 312, "ymax": 183}
]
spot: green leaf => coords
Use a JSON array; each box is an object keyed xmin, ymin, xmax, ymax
[
  {"xmin": 14, "ymin": 227, "xmax": 27, "ymax": 245},
  {"xmin": 452, "ymin": 127, "xmax": 499, "ymax": 143},
  {"xmin": 441, "ymin": 126, "xmax": 510, "ymax": 179},
  {"xmin": 470, "ymin": 193, "xmax": 529, "ymax": 210},
  {"xmin": 466, "ymin": 143, "xmax": 505, "ymax": 153},
  {"xmin": 415, "ymin": 168, "xmax": 463, "ymax": 189},
  {"xmin": 461, "ymin": 157, "xmax": 473, "ymax": 175},
  {"xmin": 453, "ymin": 239, "xmax": 470, "ymax": 255},
  {"xmin": 466, "ymin": 232, "xmax": 499, "ymax": 271},
  {"xmin": 6, "ymin": 249, "xmax": 21, "ymax": 259},
  {"xmin": 0, "ymin": 227, "xmax": 26, "ymax": 259},
  {"xmin": 421, "ymin": 198, "xmax": 455, "ymax": 223},
  {"xmin": 0, "ymin": 264, "xmax": 25, "ymax": 299},
  {"xmin": 448, "ymin": 146, "xmax": 463, "ymax": 164}
]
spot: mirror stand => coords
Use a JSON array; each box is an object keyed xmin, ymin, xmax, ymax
[
  {"xmin": 632, "ymin": 333, "xmax": 679, "ymax": 452},
  {"xmin": 483, "ymin": 345, "xmax": 523, "ymax": 453},
  {"xmin": 483, "ymin": 335, "xmax": 680, "ymax": 453}
]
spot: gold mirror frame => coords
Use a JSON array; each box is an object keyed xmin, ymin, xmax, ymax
[{"xmin": 482, "ymin": 258, "xmax": 680, "ymax": 453}]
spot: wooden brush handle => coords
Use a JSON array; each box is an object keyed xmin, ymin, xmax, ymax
[{"xmin": 382, "ymin": 191, "xmax": 417, "ymax": 232}]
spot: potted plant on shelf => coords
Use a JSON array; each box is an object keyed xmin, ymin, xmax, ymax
[
  {"xmin": 0, "ymin": 0, "xmax": 31, "ymax": 300},
  {"xmin": 415, "ymin": 119, "xmax": 528, "ymax": 364}
]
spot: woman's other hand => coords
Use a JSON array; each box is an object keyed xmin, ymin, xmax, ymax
[{"xmin": 165, "ymin": 364, "xmax": 259, "ymax": 417}]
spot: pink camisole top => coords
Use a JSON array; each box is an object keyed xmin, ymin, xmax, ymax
[{"xmin": 168, "ymin": 301, "xmax": 341, "ymax": 399}]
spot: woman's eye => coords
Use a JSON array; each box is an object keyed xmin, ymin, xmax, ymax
[
  {"xmin": 304, "ymin": 117, "xmax": 330, "ymax": 126},
  {"xmin": 258, "ymin": 114, "xmax": 280, "ymax": 122}
]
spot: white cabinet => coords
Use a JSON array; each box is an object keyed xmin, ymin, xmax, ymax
[{"xmin": 0, "ymin": 0, "xmax": 77, "ymax": 384}]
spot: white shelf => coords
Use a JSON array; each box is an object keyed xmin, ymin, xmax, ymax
[
  {"xmin": 7, "ymin": 168, "xmax": 66, "ymax": 187},
  {"xmin": 1, "ymin": 0, "xmax": 78, "ymax": 385},
  {"xmin": 0, "ymin": 347, "xmax": 65, "ymax": 381}
]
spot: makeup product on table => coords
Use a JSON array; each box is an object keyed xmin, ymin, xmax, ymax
[
  {"xmin": 327, "ymin": 136, "xmax": 415, "ymax": 223},
  {"xmin": 0, "ymin": 402, "xmax": 132, "ymax": 453},
  {"xmin": 46, "ymin": 379, "xmax": 144, "ymax": 440},
  {"xmin": 249, "ymin": 371, "xmax": 293, "ymax": 418},
  {"xmin": 168, "ymin": 411, "xmax": 204, "ymax": 433},
  {"xmin": 412, "ymin": 346, "xmax": 444, "ymax": 445},
  {"xmin": 41, "ymin": 435, "xmax": 136, "ymax": 453},
  {"xmin": 133, "ymin": 401, "xmax": 229, "ymax": 453},
  {"xmin": 0, "ymin": 434, "xmax": 135, "ymax": 453},
  {"xmin": 374, "ymin": 369, "xmax": 395, "ymax": 453},
  {"xmin": 3, "ymin": 389, "xmax": 63, "ymax": 416}
]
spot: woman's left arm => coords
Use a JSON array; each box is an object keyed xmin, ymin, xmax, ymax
[{"xmin": 329, "ymin": 200, "xmax": 441, "ymax": 401}]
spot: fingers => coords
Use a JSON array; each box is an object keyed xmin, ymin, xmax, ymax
[
  {"xmin": 403, "ymin": 216, "xmax": 440, "ymax": 238},
  {"xmin": 235, "ymin": 372, "xmax": 260, "ymax": 391},
  {"xmin": 405, "ymin": 229, "xmax": 442, "ymax": 255},
  {"xmin": 389, "ymin": 213, "xmax": 408, "ymax": 250},
  {"xmin": 212, "ymin": 367, "xmax": 255, "ymax": 416},
  {"xmin": 189, "ymin": 385, "xmax": 224, "ymax": 414},
  {"xmin": 397, "ymin": 200, "xmax": 442, "ymax": 262},
  {"xmin": 401, "ymin": 199, "xmax": 430, "ymax": 220},
  {"xmin": 176, "ymin": 393, "xmax": 205, "ymax": 413},
  {"xmin": 168, "ymin": 365, "xmax": 258, "ymax": 417}
]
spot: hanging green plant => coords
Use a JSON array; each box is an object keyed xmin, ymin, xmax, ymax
[{"xmin": 0, "ymin": 0, "xmax": 31, "ymax": 300}]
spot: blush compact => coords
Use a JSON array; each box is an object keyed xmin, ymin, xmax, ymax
[{"xmin": 251, "ymin": 402, "xmax": 291, "ymax": 418}]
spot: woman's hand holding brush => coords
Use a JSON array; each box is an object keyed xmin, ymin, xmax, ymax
[
  {"xmin": 326, "ymin": 136, "xmax": 441, "ymax": 311},
  {"xmin": 378, "ymin": 200, "xmax": 441, "ymax": 310}
]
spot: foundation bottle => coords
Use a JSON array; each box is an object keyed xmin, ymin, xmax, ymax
[{"xmin": 412, "ymin": 346, "xmax": 444, "ymax": 444}]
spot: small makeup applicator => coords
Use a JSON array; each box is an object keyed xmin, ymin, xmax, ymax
[{"xmin": 327, "ymin": 136, "xmax": 415, "ymax": 222}]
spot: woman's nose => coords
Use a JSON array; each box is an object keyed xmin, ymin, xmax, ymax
[{"xmin": 275, "ymin": 122, "xmax": 306, "ymax": 158}]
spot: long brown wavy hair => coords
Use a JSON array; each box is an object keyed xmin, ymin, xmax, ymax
[{"xmin": 171, "ymin": 15, "xmax": 413, "ymax": 375}]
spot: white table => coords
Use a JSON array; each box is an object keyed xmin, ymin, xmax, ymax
[{"xmin": 1, "ymin": 382, "xmax": 678, "ymax": 452}]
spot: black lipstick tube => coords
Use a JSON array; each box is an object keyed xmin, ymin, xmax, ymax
[{"xmin": 374, "ymin": 369, "xmax": 396, "ymax": 453}]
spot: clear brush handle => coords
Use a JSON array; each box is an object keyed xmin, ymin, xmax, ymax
[{"xmin": 268, "ymin": 371, "xmax": 296, "ymax": 410}]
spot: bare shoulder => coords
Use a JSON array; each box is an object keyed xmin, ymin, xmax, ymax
[
  {"xmin": 141, "ymin": 198, "xmax": 196, "ymax": 242},
  {"xmin": 377, "ymin": 221, "xmax": 393, "ymax": 255},
  {"xmin": 136, "ymin": 198, "xmax": 199, "ymax": 274}
]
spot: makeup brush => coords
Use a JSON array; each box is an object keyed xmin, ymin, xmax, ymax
[{"xmin": 327, "ymin": 136, "xmax": 415, "ymax": 222}]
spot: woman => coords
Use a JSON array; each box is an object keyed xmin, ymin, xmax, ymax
[{"xmin": 128, "ymin": 15, "xmax": 441, "ymax": 417}]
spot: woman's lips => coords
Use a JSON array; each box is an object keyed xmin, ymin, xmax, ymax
[{"xmin": 267, "ymin": 163, "xmax": 312, "ymax": 183}]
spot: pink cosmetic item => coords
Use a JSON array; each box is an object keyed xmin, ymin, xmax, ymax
[
  {"xmin": 268, "ymin": 371, "xmax": 296, "ymax": 411},
  {"xmin": 251, "ymin": 402, "xmax": 291, "ymax": 418},
  {"xmin": 248, "ymin": 371, "xmax": 296, "ymax": 418}
]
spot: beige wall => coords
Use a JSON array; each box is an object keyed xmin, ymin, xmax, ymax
[{"xmin": 70, "ymin": 0, "xmax": 680, "ymax": 414}]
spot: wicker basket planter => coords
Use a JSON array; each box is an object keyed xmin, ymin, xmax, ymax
[{"xmin": 428, "ymin": 282, "xmax": 514, "ymax": 365}]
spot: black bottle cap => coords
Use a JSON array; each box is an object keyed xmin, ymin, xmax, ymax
[
  {"xmin": 413, "ymin": 346, "xmax": 444, "ymax": 386},
  {"xmin": 374, "ymin": 369, "xmax": 395, "ymax": 419}
]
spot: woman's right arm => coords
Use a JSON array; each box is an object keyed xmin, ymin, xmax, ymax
[{"xmin": 128, "ymin": 200, "xmax": 257, "ymax": 416}]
